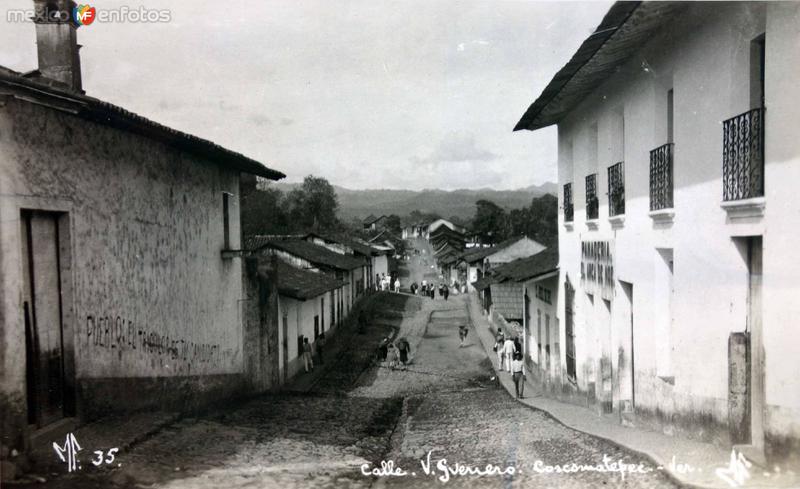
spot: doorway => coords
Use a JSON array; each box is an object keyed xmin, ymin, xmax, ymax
[
  {"xmin": 282, "ymin": 315, "xmax": 289, "ymax": 383},
  {"xmin": 21, "ymin": 210, "xmax": 75, "ymax": 429},
  {"xmin": 618, "ymin": 281, "xmax": 635, "ymax": 411}
]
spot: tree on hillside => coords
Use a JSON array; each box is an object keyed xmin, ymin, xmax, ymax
[
  {"xmin": 472, "ymin": 199, "xmax": 507, "ymax": 245},
  {"xmin": 286, "ymin": 175, "xmax": 340, "ymax": 232},
  {"xmin": 240, "ymin": 183, "xmax": 289, "ymax": 237},
  {"xmin": 384, "ymin": 214, "xmax": 403, "ymax": 236},
  {"xmin": 407, "ymin": 209, "xmax": 441, "ymax": 225},
  {"xmin": 468, "ymin": 194, "xmax": 557, "ymax": 247},
  {"xmin": 526, "ymin": 194, "xmax": 558, "ymax": 246}
]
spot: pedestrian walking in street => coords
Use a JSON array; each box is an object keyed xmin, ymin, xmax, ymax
[
  {"xmin": 302, "ymin": 337, "xmax": 314, "ymax": 372},
  {"xmin": 317, "ymin": 332, "xmax": 326, "ymax": 365},
  {"xmin": 502, "ymin": 336, "xmax": 516, "ymax": 373},
  {"xmin": 386, "ymin": 343, "xmax": 397, "ymax": 369},
  {"xmin": 396, "ymin": 338, "xmax": 410, "ymax": 367},
  {"xmin": 513, "ymin": 336, "xmax": 522, "ymax": 358},
  {"xmin": 511, "ymin": 352, "xmax": 526, "ymax": 398},
  {"xmin": 378, "ymin": 337, "xmax": 389, "ymax": 362},
  {"xmin": 394, "ymin": 277, "xmax": 400, "ymax": 293},
  {"xmin": 494, "ymin": 328, "xmax": 506, "ymax": 370},
  {"xmin": 443, "ymin": 286, "xmax": 449, "ymax": 301},
  {"xmin": 458, "ymin": 324, "xmax": 468, "ymax": 347}
]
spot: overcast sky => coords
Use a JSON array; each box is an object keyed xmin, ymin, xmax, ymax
[{"xmin": 0, "ymin": 0, "xmax": 612, "ymax": 190}]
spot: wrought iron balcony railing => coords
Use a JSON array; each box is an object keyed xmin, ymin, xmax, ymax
[
  {"xmin": 585, "ymin": 173, "xmax": 598, "ymax": 220},
  {"xmin": 607, "ymin": 162, "xmax": 625, "ymax": 216},
  {"xmin": 723, "ymin": 107, "xmax": 764, "ymax": 201},
  {"xmin": 563, "ymin": 182, "xmax": 574, "ymax": 222},
  {"xmin": 650, "ymin": 143, "xmax": 674, "ymax": 211}
]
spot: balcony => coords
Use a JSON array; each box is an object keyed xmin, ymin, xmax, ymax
[
  {"xmin": 723, "ymin": 108, "xmax": 764, "ymax": 202},
  {"xmin": 585, "ymin": 174, "xmax": 598, "ymax": 221},
  {"xmin": 563, "ymin": 182, "xmax": 574, "ymax": 223},
  {"xmin": 649, "ymin": 143, "xmax": 674, "ymax": 211},
  {"xmin": 607, "ymin": 161, "xmax": 625, "ymax": 217}
]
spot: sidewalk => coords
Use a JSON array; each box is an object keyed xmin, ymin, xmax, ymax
[{"xmin": 465, "ymin": 293, "xmax": 798, "ymax": 489}]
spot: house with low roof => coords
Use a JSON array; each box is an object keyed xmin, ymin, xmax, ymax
[
  {"xmin": 244, "ymin": 237, "xmax": 367, "ymax": 324},
  {"xmin": 0, "ymin": 0, "xmax": 285, "ymax": 461},
  {"xmin": 362, "ymin": 214, "xmax": 387, "ymax": 231},
  {"xmin": 461, "ymin": 236, "xmax": 547, "ymax": 291},
  {"xmin": 271, "ymin": 260, "xmax": 345, "ymax": 381}
]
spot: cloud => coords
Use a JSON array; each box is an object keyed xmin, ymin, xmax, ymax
[
  {"xmin": 248, "ymin": 113, "xmax": 273, "ymax": 126},
  {"xmin": 411, "ymin": 132, "xmax": 499, "ymax": 166}
]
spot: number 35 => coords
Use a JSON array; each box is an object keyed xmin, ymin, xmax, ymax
[{"xmin": 91, "ymin": 448, "xmax": 119, "ymax": 466}]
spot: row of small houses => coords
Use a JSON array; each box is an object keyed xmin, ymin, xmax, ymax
[{"xmin": 241, "ymin": 232, "xmax": 393, "ymax": 384}]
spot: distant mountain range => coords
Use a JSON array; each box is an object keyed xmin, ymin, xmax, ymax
[{"xmin": 268, "ymin": 182, "xmax": 558, "ymax": 221}]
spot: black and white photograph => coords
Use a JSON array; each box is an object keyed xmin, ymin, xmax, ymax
[{"xmin": 1, "ymin": 1, "xmax": 799, "ymax": 487}]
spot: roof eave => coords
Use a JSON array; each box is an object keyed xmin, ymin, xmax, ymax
[{"xmin": 512, "ymin": 1, "xmax": 644, "ymax": 132}]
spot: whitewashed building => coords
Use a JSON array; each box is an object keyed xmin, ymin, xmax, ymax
[{"xmin": 515, "ymin": 1, "xmax": 800, "ymax": 463}]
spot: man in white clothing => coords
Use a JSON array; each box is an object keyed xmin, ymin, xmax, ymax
[{"xmin": 502, "ymin": 337, "xmax": 516, "ymax": 373}]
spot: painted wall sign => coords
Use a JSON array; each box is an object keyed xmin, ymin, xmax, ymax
[{"xmin": 580, "ymin": 240, "xmax": 614, "ymax": 300}]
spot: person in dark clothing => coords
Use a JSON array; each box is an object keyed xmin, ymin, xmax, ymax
[
  {"xmin": 513, "ymin": 336, "xmax": 522, "ymax": 358},
  {"xmin": 317, "ymin": 332, "xmax": 326, "ymax": 364},
  {"xmin": 396, "ymin": 339, "xmax": 410, "ymax": 366},
  {"xmin": 443, "ymin": 286, "xmax": 450, "ymax": 301},
  {"xmin": 378, "ymin": 337, "xmax": 389, "ymax": 362}
]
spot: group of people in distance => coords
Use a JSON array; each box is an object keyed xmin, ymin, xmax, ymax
[
  {"xmin": 377, "ymin": 336, "xmax": 410, "ymax": 369},
  {"xmin": 493, "ymin": 327, "xmax": 527, "ymax": 399},
  {"xmin": 379, "ymin": 273, "xmax": 400, "ymax": 292},
  {"xmin": 410, "ymin": 280, "xmax": 450, "ymax": 300}
]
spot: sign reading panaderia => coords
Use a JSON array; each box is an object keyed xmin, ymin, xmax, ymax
[{"xmin": 580, "ymin": 240, "xmax": 614, "ymax": 300}]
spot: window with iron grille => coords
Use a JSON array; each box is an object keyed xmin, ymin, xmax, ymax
[
  {"xmin": 723, "ymin": 108, "xmax": 764, "ymax": 201},
  {"xmin": 607, "ymin": 162, "xmax": 625, "ymax": 216},
  {"xmin": 585, "ymin": 174, "xmax": 598, "ymax": 220},
  {"xmin": 563, "ymin": 183, "xmax": 574, "ymax": 222},
  {"xmin": 650, "ymin": 143, "xmax": 674, "ymax": 210}
]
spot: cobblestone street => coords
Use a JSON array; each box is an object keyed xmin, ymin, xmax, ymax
[{"xmin": 21, "ymin": 252, "xmax": 678, "ymax": 489}]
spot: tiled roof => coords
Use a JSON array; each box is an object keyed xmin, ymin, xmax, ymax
[
  {"xmin": 514, "ymin": 2, "xmax": 684, "ymax": 131},
  {"xmin": 491, "ymin": 282, "xmax": 524, "ymax": 321},
  {"xmin": 492, "ymin": 248, "xmax": 559, "ymax": 283},
  {"xmin": 276, "ymin": 260, "xmax": 344, "ymax": 300},
  {"xmin": 472, "ymin": 248, "xmax": 559, "ymax": 291},
  {"xmin": 304, "ymin": 232, "xmax": 376, "ymax": 257},
  {"xmin": 460, "ymin": 236, "xmax": 528, "ymax": 264},
  {"xmin": 0, "ymin": 68, "xmax": 284, "ymax": 180},
  {"xmin": 245, "ymin": 237, "xmax": 366, "ymax": 271}
]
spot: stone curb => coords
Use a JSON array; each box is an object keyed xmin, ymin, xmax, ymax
[{"xmin": 464, "ymin": 294, "xmax": 722, "ymax": 489}]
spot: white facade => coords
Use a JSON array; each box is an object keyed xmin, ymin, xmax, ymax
[{"xmin": 542, "ymin": 2, "xmax": 800, "ymax": 460}]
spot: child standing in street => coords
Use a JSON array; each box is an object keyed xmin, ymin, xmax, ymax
[{"xmin": 511, "ymin": 352, "xmax": 526, "ymax": 398}]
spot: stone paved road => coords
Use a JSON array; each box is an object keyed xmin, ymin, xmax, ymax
[{"xmin": 21, "ymin": 245, "xmax": 678, "ymax": 489}]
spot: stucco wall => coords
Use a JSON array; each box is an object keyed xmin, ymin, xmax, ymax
[
  {"xmin": 0, "ymin": 98, "xmax": 247, "ymax": 437},
  {"xmin": 552, "ymin": 1, "xmax": 800, "ymax": 452}
]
